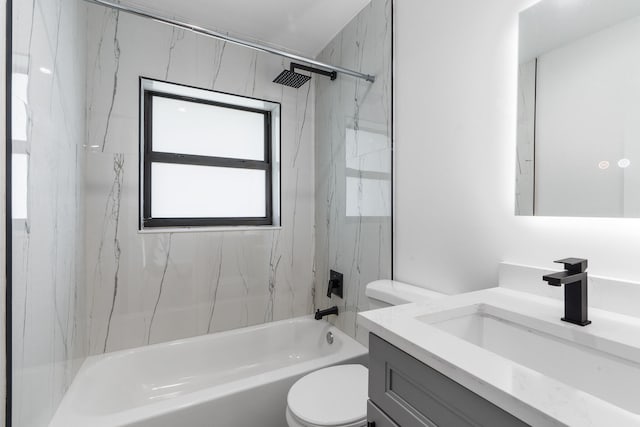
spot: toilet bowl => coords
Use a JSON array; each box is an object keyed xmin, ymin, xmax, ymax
[{"xmin": 285, "ymin": 280, "xmax": 445, "ymax": 427}]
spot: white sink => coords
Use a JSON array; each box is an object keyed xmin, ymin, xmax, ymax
[{"xmin": 418, "ymin": 304, "xmax": 640, "ymax": 416}]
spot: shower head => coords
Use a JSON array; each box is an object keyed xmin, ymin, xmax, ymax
[
  {"xmin": 273, "ymin": 62, "xmax": 337, "ymax": 88},
  {"xmin": 273, "ymin": 69, "xmax": 312, "ymax": 88}
]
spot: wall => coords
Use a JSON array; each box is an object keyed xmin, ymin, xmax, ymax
[
  {"xmin": 84, "ymin": 4, "xmax": 315, "ymax": 354},
  {"xmin": 395, "ymin": 0, "xmax": 640, "ymax": 295},
  {"xmin": 10, "ymin": 0, "xmax": 88, "ymax": 426},
  {"xmin": 315, "ymin": 0, "xmax": 392, "ymax": 344}
]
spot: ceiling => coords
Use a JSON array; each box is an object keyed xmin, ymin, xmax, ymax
[
  {"xmin": 119, "ymin": 0, "xmax": 371, "ymax": 57},
  {"xmin": 520, "ymin": 0, "xmax": 640, "ymax": 62}
]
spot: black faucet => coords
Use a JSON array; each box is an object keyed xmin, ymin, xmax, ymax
[
  {"xmin": 315, "ymin": 306, "xmax": 339, "ymax": 320},
  {"xmin": 542, "ymin": 258, "xmax": 591, "ymax": 326}
]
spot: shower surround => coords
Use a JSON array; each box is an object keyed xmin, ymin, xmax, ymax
[
  {"xmin": 84, "ymin": 5, "xmax": 316, "ymax": 354},
  {"xmin": 314, "ymin": 0, "xmax": 393, "ymax": 344},
  {"xmin": 9, "ymin": 1, "xmax": 391, "ymax": 426}
]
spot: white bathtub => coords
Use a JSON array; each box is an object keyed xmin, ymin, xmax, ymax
[{"xmin": 50, "ymin": 316, "xmax": 367, "ymax": 427}]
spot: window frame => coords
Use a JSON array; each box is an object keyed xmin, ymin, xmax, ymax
[{"xmin": 139, "ymin": 78, "xmax": 281, "ymax": 230}]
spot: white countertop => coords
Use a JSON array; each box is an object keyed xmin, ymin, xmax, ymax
[{"xmin": 358, "ymin": 287, "xmax": 640, "ymax": 427}]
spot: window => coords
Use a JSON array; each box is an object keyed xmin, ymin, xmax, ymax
[
  {"xmin": 140, "ymin": 78, "xmax": 281, "ymax": 229},
  {"xmin": 12, "ymin": 64, "xmax": 30, "ymax": 222}
]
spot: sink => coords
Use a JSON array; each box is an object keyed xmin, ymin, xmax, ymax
[{"xmin": 418, "ymin": 304, "xmax": 640, "ymax": 415}]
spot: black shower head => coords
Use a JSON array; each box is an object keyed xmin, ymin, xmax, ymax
[
  {"xmin": 273, "ymin": 62, "xmax": 337, "ymax": 88},
  {"xmin": 273, "ymin": 69, "xmax": 312, "ymax": 88}
]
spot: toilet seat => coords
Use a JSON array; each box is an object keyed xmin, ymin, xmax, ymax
[
  {"xmin": 286, "ymin": 407, "xmax": 366, "ymax": 427},
  {"xmin": 286, "ymin": 364, "xmax": 368, "ymax": 427}
]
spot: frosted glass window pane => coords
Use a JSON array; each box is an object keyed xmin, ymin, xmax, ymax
[
  {"xmin": 346, "ymin": 176, "xmax": 391, "ymax": 217},
  {"xmin": 151, "ymin": 163, "xmax": 266, "ymax": 218},
  {"xmin": 12, "ymin": 153, "xmax": 28, "ymax": 219},
  {"xmin": 345, "ymin": 128, "xmax": 391, "ymax": 173},
  {"xmin": 152, "ymin": 97, "xmax": 265, "ymax": 161}
]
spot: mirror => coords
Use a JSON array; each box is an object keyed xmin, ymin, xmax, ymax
[{"xmin": 516, "ymin": 0, "xmax": 640, "ymax": 217}]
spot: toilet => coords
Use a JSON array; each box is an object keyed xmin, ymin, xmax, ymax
[{"xmin": 285, "ymin": 280, "xmax": 445, "ymax": 427}]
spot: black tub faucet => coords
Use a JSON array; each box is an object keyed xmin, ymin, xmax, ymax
[
  {"xmin": 315, "ymin": 306, "xmax": 339, "ymax": 320},
  {"xmin": 542, "ymin": 258, "xmax": 591, "ymax": 326}
]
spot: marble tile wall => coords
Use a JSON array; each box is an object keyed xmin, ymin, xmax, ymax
[
  {"xmin": 314, "ymin": 0, "xmax": 393, "ymax": 345},
  {"xmin": 84, "ymin": 3, "xmax": 315, "ymax": 354},
  {"xmin": 516, "ymin": 59, "xmax": 536, "ymax": 215},
  {"xmin": 11, "ymin": 0, "xmax": 88, "ymax": 426}
]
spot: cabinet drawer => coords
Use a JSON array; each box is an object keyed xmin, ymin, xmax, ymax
[
  {"xmin": 369, "ymin": 334, "xmax": 529, "ymax": 427},
  {"xmin": 367, "ymin": 400, "xmax": 402, "ymax": 427}
]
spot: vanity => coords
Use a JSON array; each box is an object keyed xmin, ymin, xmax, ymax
[
  {"xmin": 367, "ymin": 333, "xmax": 526, "ymax": 427},
  {"xmin": 358, "ymin": 263, "xmax": 640, "ymax": 427}
]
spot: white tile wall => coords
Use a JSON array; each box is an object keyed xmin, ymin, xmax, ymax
[{"xmin": 11, "ymin": 0, "xmax": 88, "ymax": 425}]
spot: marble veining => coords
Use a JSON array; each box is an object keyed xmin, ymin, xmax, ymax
[
  {"xmin": 147, "ymin": 234, "xmax": 171, "ymax": 344},
  {"xmin": 206, "ymin": 236, "xmax": 224, "ymax": 334},
  {"xmin": 100, "ymin": 10, "xmax": 120, "ymax": 153},
  {"xmin": 314, "ymin": 0, "xmax": 392, "ymax": 345},
  {"xmin": 99, "ymin": 153, "xmax": 124, "ymax": 352}
]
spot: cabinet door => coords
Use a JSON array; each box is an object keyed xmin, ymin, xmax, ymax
[
  {"xmin": 369, "ymin": 334, "xmax": 529, "ymax": 427},
  {"xmin": 367, "ymin": 400, "xmax": 404, "ymax": 427}
]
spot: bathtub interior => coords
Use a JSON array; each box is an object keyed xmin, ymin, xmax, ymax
[{"xmin": 57, "ymin": 317, "xmax": 366, "ymax": 419}]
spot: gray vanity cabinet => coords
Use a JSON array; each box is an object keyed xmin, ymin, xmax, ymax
[
  {"xmin": 367, "ymin": 401, "xmax": 401, "ymax": 427},
  {"xmin": 367, "ymin": 334, "xmax": 529, "ymax": 427}
]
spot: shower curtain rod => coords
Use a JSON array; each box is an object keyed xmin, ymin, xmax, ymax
[{"xmin": 84, "ymin": 0, "xmax": 376, "ymax": 83}]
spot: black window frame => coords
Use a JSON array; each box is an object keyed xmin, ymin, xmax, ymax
[{"xmin": 141, "ymin": 84, "xmax": 276, "ymax": 229}]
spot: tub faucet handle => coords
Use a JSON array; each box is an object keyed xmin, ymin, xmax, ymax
[{"xmin": 327, "ymin": 270, "xmax": 343, "ymax": 298}]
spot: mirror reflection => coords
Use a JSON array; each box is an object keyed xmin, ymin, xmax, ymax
[{"xmin": 516, "ymin": 0, "xmax": 640, "ymax": 217}]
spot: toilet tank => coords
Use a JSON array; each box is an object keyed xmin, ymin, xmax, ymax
[{"xmin": 365, "ymin": 280, "xmax": 445, "ymax": 309}]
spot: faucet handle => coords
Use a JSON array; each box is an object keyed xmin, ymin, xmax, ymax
[
  {"xmin": 326, "ymin": 270, "xmax": 343, "ymax": 298},
  {"xmin": 554, "ymin": 258, "xmax": 588, "ymax": 273}
]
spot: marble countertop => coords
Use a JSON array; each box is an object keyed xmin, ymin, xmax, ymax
[{"xmin": 358, "ymin": 287, "xmax": 640, "ymax": 427}]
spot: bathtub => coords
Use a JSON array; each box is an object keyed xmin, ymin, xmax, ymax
[{"xmin": 50, "ymin": 316, "xmax": 368, "ymax": 427}]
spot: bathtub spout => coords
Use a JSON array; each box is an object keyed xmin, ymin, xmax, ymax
[{"xmin": 315, "ymin": 306, "xmax": 339, "ymax": 320}]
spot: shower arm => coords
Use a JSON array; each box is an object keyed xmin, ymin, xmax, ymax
[
  {"xmin": 290, "ymin": 63, "xmax": 337, "ymax": 81},
  {"xmin": 83, "ymin": 0, "xmax": 376, "ymax": 83}
]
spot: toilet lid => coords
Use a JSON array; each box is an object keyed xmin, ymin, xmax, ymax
[{"xmin": 288, "ymin": 364, "xmax": 368, "ymax": 427}]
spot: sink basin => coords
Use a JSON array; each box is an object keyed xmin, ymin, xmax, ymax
[{"xmin": 418, "ymin": 304, "xmax": 640, "ymax": 415}]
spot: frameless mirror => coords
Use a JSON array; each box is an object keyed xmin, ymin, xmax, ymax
[{"xmin": 516, "ymin": 0, "xmax": 640, "ymax": 217}]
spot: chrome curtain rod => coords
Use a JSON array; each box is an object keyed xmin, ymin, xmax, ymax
[{"xmin": 84, "ymin": 0, "xmax": 376, "ymax": 83}]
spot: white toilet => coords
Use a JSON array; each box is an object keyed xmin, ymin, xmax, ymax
[{"xmin": 285, "ymin": 280, "xmax": 445, "ymax": 427}]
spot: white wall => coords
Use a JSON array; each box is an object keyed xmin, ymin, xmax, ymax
[{"xmin": 395, "ymin": 0, "xmax": 640, "ymax": 294}]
